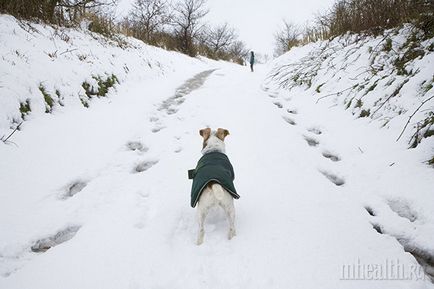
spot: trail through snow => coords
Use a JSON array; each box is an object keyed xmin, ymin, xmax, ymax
[{"xmin": 1, "ymin": 63, "xmax": 433, "ymax": 289}]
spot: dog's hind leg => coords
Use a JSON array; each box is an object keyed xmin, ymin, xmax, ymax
[
  {"xmin": 196, "ymin": 194, "xmax": 211, "ymax": 245},
  {"xmin": 223, "ymin": 199, "xmax": 236, "ymax": 240},
  {"xmin": 197, "ymin": 210, "xmax": 206, "ymax": 245}
]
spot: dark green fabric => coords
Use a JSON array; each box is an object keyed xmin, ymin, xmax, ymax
[{"xmin": 189, "ymin": 152, "xmax": 239, "ymax": 208}]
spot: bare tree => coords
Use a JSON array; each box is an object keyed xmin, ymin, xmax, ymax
[
  {"xmin": 130, "ymin": 0, "xmax": 171, "ymax": 44},
  {"xmin": 0, "ymin": 0, "xmax": 117, "ymax": 24},
  {"xmin": 274, "ymin": 20, "xmax": 300, "ymax": 56},
  {"xmin": 205, "ymin": 23, "xmax": 236, "ymax": 57},
  {"xmin": 308, "ymin": 0, "xmax": 434, "ymax": 40},
  {"xmin": 228, "ymin": 40, "xmax": 248, "ymax": 64},
  {"xmin": 171, "ymin": 0, "xmax": 209, "ymax": 56}
]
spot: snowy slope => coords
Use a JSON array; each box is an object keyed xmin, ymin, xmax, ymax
[
  {"xmin": 0, "ymin": 14, "xmax": 210, "ymax": 136},
  {"xmin": 267, "ymin": 25, "xmax": 434, "ymax": 164},
  {"xmin": 1, "ymin": 16, "xmax": 434, "ymax": 289}
]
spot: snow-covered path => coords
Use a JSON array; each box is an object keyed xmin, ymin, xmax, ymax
[{"xmin": 1, "ymin": 63, "xmax": 433, "ymax": 289}]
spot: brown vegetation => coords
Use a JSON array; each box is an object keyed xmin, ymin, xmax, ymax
[
  {"xmin": 274, "ymin": 0, "xmax": 434, "ymax": 55},
  {"xmin": 0, "ymin": 0, "xmax": 248, "ymax": 63}
]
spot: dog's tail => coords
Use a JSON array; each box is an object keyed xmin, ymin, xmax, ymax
[{"xmin": 212, "ymin": 183, "xmax": 225, "ymax": 201}]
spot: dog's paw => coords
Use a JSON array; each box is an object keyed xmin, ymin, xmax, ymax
[
  {"xmin": 196, "ymin": 230, "xmax": 204, "ymax": 246},
  {"xmin": 228, "ymin": 228, "xmax": 236, "ymax": 240}
]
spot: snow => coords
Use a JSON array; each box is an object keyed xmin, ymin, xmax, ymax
[{"xmin": 1, "ymin": 15, "xmax": 434, "ymax": 289}]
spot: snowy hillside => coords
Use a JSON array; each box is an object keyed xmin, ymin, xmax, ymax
[
  {"xmin": 0, "ymin": 14, "xmax": 210, "ymax": 137},
  {"xmin": 1, "ymin": 15, "xmax": 434, "ymax": 289},
  {"xmin": 267, "ymin": 25, "xmax": 434, "ymax": 164}
]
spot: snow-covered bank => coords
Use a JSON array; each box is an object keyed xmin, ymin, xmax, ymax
[
  {"xmin": 1, "ymin": 14, "xmax": 433, "ymax": 288},
  {"xmin": 267, "ymin": 25, "xmax": 434, "ymax": 165},
  {"xmin": 1, "ymin": 58, "xmax": 433, "ymax": 288},
  {"xmin": 0, "ymin": 13, "xmax": 221, "ymax": 278},
  {"xmin": 265, "ymin": 25, "xmax": 434, "ymax": 283},
  {"xmin": 0, "ymin": 14, "xmax": 210, "ymax": 137}
]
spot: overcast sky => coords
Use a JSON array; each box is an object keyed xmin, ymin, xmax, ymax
[{"xmin": 116, "ymin": 0, "xmax": 336, "ymax": 56}]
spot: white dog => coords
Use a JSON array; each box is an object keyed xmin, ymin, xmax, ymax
[{"xmin": 189, "ymin": 128, "xmax": 239, "ymax": 245}]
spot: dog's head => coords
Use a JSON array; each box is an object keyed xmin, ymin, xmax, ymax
[{"xmin": 199, "ymin": 128, "xmax": 230, "ymax": 155}]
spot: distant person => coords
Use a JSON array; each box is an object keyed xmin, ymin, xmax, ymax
[{"xmin": 249, "ymin": 51, "xmax": 255, "ymax": 72}]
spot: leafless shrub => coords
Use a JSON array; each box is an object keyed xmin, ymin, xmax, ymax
[
  {"xmin": 126, "ymin": 0, "xmax": 172, "ymax": 45},
  {"xmin": 301, "ymin": 0, "xmax": 434, "ymax": 42},
  {"xmin": 274, "ymin": 20, "xmax": 301, "ymax": 56},
  {"xmin": 0, "ymin": 0, "xmax": 117, "ymax": 26},
  {"xmin": 171, "ymin": 0, "xmax": 209, "ymax": 56},
  {"xmin": 228, "ymin": 40, "xmax": 249, "ymax": 64},
  {"xmin": 203, "ymin": 23, "xmax": 236, "ymax": 58}
]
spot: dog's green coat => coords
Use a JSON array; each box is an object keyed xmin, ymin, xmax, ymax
[{"xmin": 189, "ymin": 151, "xmax": 239, "ymax": 208}]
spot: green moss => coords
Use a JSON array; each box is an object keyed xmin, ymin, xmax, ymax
[
  {"xmin": 410, "ymin": 113, "xmax": 434, "ymax": 148},
  {"xmin": 366, "ymin": 81, "xmax": 378, "ymax": 94},
  {"xmin": 345, "ymin": 98, "xmax": 353, "ymax": 109},
  {"xmin": 80, "ymin": 74, "xmax": 118, "ymax": 107},
  {"xmin": 82, "ymin": 81, "xmax": 97, "ymax": 98},
  {"xmin": 19, "ymin": 99, "xmax": 31, "ymax": 119},
  {"xmin": 390, "ymin": 79, "xmax": 409, "ymax": 99},
  {"xmin": 383, "ymin": 38, "xmax": 392, "ymax": 52},
  {"xmin": 360, "ymin": 109, "xmax": 370, "ymax": 117},
  {"xmin": 428, "ymin": 156, "xmax": 434, "ymax": 167},
  {"xmin": 422, "ymin": 77, "xmax": 433, "ymax": 93},
  {"xmin": 316, "ymin": 83, "xmax": 325, "ymax": 93},
  {"xmin": 83, "ymin": 74, "xmax": 118, "ymax": 99},
  {"xmin": 357, "ymin": 84, "xmax": 365, "ymax": 91},
  {"xmin": 306, "ymin": 78, "xmax": 312, "ymax": 88},
  {"xmin": 80, "ymin": 97, "xmax": 89, "ymax": 108},
  {"xmin": 395, "ymin": 48, "xmax": 425, "ymax": 75},
  {"xmin": 39, "ymin": 84, "xmax": 54, "ymax": 113}
]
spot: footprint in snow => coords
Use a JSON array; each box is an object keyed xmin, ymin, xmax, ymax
[
  {"xmin": 365, "ymin": 205, "xmax": 434, "ymax": 280},
  {"xmin": 134, "ymin": 160, "xmax": 159, "ymax": 173},
  {"xmin": 134, "ymin": 191, "xmax": 150, "ymax": 229},
  {"xmin": 370, "ymin": 222, "xmax": 383, "ymax": 234},
  {"xmin": 364, "ymin": 206, "xmax": 376, "ymax": 216},
  {"xmin": 61, "ymin": 180, "xmax": 87, "ymax": 199},
  {"xmin": 287, "ymin": 109, "xmax": 298, "ymax": 114},
  {"xmin": 273, "ymin": 102, "xmax": 283, "ymax": 108},
  {"xmin": 151, "ymin": 125, "xmax": 165, "ymax": 133},
  {"xmin": 268, "ymin": 93, "xmax": 278, "ymax": 98},
  {"xmin": 387, "ymin": 199, "xmax": 418, "ymax": 222},
  {"xmin": 282, "ymin": 115, "xmax": 296, "ymax": 125},
  {"xmin": 319, "ymin": 170, "xmax": 345, "ymax": 186},
  {"xmin": 126, "ymin": 141, "xmax": 148, "ymax": 153},
  {"xmin": 308, "ymin": 127, "xmax": 322, "ymax": 135},
  {"xmin": 304, "ymin": 135, "xmax": 319, "ymax": 147},
  {"xmin": 31, "ymin": 226, "xmax": 81, "ymax": 253},
  {"xmin": 174, "ymin": 147, "xmax": 182, "ymax": 153},
  {"xmin": 322, "ymin": 151, "xmax": 341, "ymax": 162}
]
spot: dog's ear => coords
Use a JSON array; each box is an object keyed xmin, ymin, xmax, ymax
[
  {"xmin": 199, "ymin": 128, "xmax": 211, "ymax": 139},
  {"xmin": 216, "ymin": 128, "xmax": 230, "ymax": 141}
]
